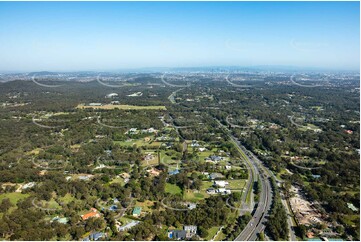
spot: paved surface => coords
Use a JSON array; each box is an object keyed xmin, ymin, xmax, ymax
[
  {"xmin": 217, "ymin": 120, "xmax": 274, "ymax": 241},
  {"xmin": 233, "ymin": 144, "xmax": 273, "ymax": 241},
  {"xmin": 246, "ymin": 149, "xmax": 297, "ymax": 241}
]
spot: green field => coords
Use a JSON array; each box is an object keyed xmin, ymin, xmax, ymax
[
  {"xmin": 77, "ymin": 104, "xmax": 167, "ymax": 110},
  {"xmin": 109, "ymin": 177, "xmax": 125, "ymax": 186},
  {"xmin": 206, "ymin": 226, "xmax": 221, "ymax": 240},
  {"xmin": 183, "ymin": 190, "xmax": 209, "ymax": 202},
  {"xmin": 0, "ymin": 192, "xmax": 29, "ymax": 204},
  {"xmin": 160, "ymin": 150, "xmax": 181, "ymax": 165},
  {"xmin": 228, "ymin": 179, "xmax": 247, "ymax": 190},
  {"xmin": 37, "ymin": 198, "xmax": 62, "ymax": 209},
  {"xmin": 165, "ymin": 183, "xmax": 182, "ymax": 195},
  {"xmin": 58, "ymin": 193, "xmax": 76, "ymax": 203}
]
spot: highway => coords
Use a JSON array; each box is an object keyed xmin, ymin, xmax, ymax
[
  {"xmin": 216, "ymin": 120, "xmax": 273, "ymax": 241},
  {"xmin": 244, "ymin": 145, "xmax": 297, "ymax": 241},
  {"xmin": 233, "ymin": 140, "xmax": 273, "ymax": 241}
]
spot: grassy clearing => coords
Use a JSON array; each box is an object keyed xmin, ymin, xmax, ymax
[
  {"xmin": 183, "ymin": 190, "xmax": 209, "ymax": 202},
  {"xmin": 206, "ymin": 226, "xmax": 221, "ymax": 240},
  {"xmin": 38, "ymin": 198, "xmax": 62, "ymax": 209},
  {"xmin": 228, "ymin": 179, "xmax": 247, "ymax": 189},
  {"xmin": 0, "ymin": 192, "xmax": 29, "ymax": 204},
  {"xmin": 77, "ymin": 104, "xmax": 167, "ymax": 110},
  {"xmin": 165, "ymin": 183, "xmax": 182, "ymax": 195},
  {"xmin": 214, "ymin": 230, "xmax": 226, "ymax": 241},
  {"xmin": 109, "ymin": 177, "xmax": 125, "ymax": 186},
  {"xmin": 340, "ymin": 214, "xmax": 359, "ymax": 226},
  {"xmin": 58, "ymin": 193, "xmax": 76, "ymax": 203},
  {"xmin": 135, "ymin": 200, "xmax": 154, "ymax": 212}
]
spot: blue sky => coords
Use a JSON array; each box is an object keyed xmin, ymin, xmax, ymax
[{"xmin": 0, "ymin": 1, "xmax": 359, "ymax": 71}]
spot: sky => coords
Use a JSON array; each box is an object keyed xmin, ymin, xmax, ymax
[{"xmin": 0, "ymin": 1, "xmax": 359, "ymax": 72}]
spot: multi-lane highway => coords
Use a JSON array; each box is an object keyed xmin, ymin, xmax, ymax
[
  {"xmin": 217, "ymin": 120, "xmax": 274, "ymax": 241},
  {"xmin": 246, "ymin": 150, "xmax": 297, "ymax": 241},
  {"xmin": 233, "ymin": 140, "xmax": 273, "ymax": 241}
]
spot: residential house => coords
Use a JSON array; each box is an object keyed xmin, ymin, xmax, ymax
[
  {"xmin": 81, "ymin": 208, "xmax": 101, "ymax": 220},
  {"xmin": 209, "ymin": 173, "xmax": 224, "ymax": 180},
  {"xmin": 88, "ymin": 103, "xmax": 102, "ymax": 106},
  {"xmin": 23, "ymin": 182, "xmax": 36, "ymax": 189},
  {"xmin": 217, "ymin": 188, "xmax": 231, "ymax": 195},
  {"xmin": 118, "ymin": 221, "xmax": 140, "ymax": 231},
  {"xmin": 347, "ymin": 203, "xmax": 358, "ymax": 212},
  {"xmin": 168, "ymin": 230, "xmax": 187, "ymax": 240},
  {"xmin": 51, "ymin": 216, "xmax": 69, "ymax": 224},
  {"xmin": 169, "ymin": 169, "xmax": 180, "ymax": 176},
  {"xmin": 83, "ymin": 232, "xmax": 106, "ymax": 241},
  {"xmin": 105, "ymin": 93, "xmax": 118, "ymax": 98},
  {"xmin": 187, "ymin": 203, "xmax": 197, "ymax": 210},
  {"xmin": 206, "ymin": 188, "xmax": 216, "ymax": 195},
  {"xmin": 184, "ymin": 225, "xmax": 197, "ymax": 239},
  {"xmin": 214, "ymin": 180, "xmax": 229, "ymax": 188},
  {"xmin": 132, "ymin": 207, "xmax": 142, "ymax": 217}
]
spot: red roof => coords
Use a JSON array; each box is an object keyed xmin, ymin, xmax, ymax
[{"xmin": 81, "ymin": 208, "xmax": 100, "ymax": 220}]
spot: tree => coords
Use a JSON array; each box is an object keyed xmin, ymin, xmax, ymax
[
  {"xmin": 198, "ymin": 226, "xmax": 209, "ymax": 238},
  {"xmin": 0, "ymin": 198, "xmax": 12, "ymax": 213}
]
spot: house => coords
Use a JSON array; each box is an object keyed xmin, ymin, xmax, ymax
[
  {"xmin": 210, "ymin": 155, "xmax": 223, "ymax": 162},
  {"xmin": 125, "ymin": 128, "xmax": 138, "ymax": 135},
  {"xmin": 225, "ymin": 165, "xmax": 232, "ymax": 170},
  {"xmin": 199, "ymin": 147, "xmax": 206, "ymax": 152},
  {"xmin": 23, "ymin": 182, "xmax": 36, "ymax": 189},
  {"xmin": 217, "ymin": 188, "xmax": 231, "ymax": 195},
  {"xmin": 190, "ymin": 140, "xmax": 200, "ymax": 147},
  {"xmin": 214, "ymin": 180, "xmax": 229, "ymax": 188},
  {"xmin": 143, "ymin": 153, "xmax": 154, "ymax": 161},
  {"xmin": 81, "ymin": 208, "xmax": 101, "ymax": 220},
  {"xmin": 187, "ymin": 203, "xmax": 197, "ymax": 210},
  {"xmin": 168, "ymin": 169, "xmax": 180, "ymax": 175},
  {"xmin": 118, "ymin": 220, "xmax": 140, "ymax": 231},
  {"xmin": 83, "ymin": 232, "xmax": 106, "ymax": 241},
  {"xmin": 111, "ymin": 101, "xmax": 120, "ymax": 105},
  {"xmin": 146, "ymin": 127, "xmax": 157, "ymax": 133},
  {"xmin": 147, "ymin": 167, "xmax": 161, "ymax": 177},
  {"xmin": 347, "ymin": 203, "xmax": 358, "ymax": 212},
  {"xmin": 78, "ymin": 175, "xmax": 93, "ymax": 181},
  {"xmin": 132, "ymin": 207, "xmax": 142, "ymax": 217},
  {"xmin": 89, "ymin": 103, "xmax": 102, "ymax": 106},
  {"xmin": 345, "ymin": 130, "xmax": 353, "ymax": 134},
  {"xmin": 168, "ymin": 230, "xmax": 187, "ymax": 240},
  {"xmin": 38, "ymin": 170, "xmax": 47, "ymax": 176},
  {"xmin": 184, "ymin": 225, "xmax": 197, "ymax": 239},
  {"xmin": 120, "ymin": 172, "xmax": 130, "ymax": 179},
  {"xmin": 109, "ymin": 205, "xmax": 118, "ymax": 211},
  {"xmin": 209, "ymin": 173, "xmax": 224, "ymax": 180},
  {"xmin": 105, "ymin": 93, "xmax": 118, "ymax": 98},
  {"xmin": 206, "ymin": 188, "xmax": 216, "ymax": 194},
  {"xmin": 52, "ymin": 216, "xmax": 69, "ymax": 224}
]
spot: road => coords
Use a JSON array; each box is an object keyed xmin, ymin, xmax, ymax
[
  {"xmin": 216, "ymin": 120, "xmax": 254, "ymax": 213},
  {"xmin": 216, "ymin": 120, "xmax": 273, "ymax": 241},
  {"xmin": 233, "ymin": 141, "xmax": 273, "ymax": 241},
  {"xmin": 244, "ymin": 147, "xmax": 297, "ymax": 241}
]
